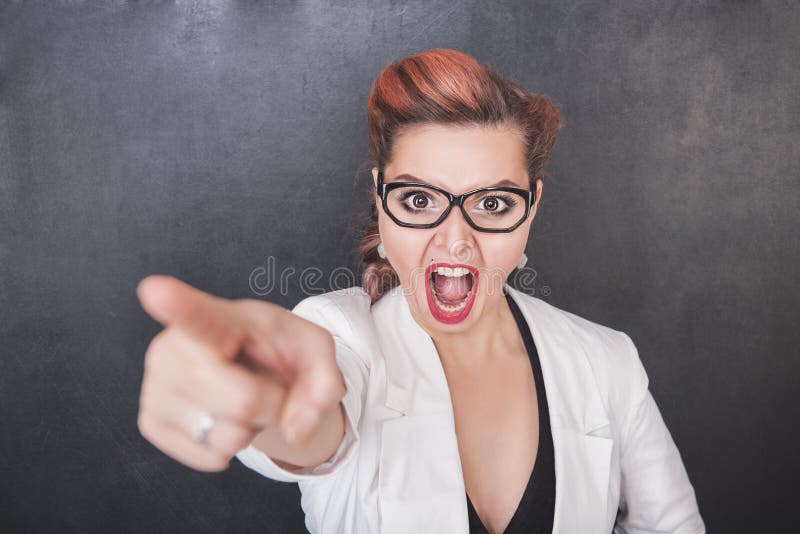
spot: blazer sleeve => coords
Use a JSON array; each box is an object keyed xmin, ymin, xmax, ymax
[
  {"xmin": 613, "ymin": 333, "xmax": 706, "ymax": 534},
  {"xmin": 235, "ymin": 296, "xmax": 368, "ymax": 483}
]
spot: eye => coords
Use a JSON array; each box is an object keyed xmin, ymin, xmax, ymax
[
  {"xmin": 400, "ymin": 190, "xmax": 435, "ymax": 211},
  {"xmin": 481, "ymin": 196, "xmax": 501, "ymax": 211},
  {"xmin": 478, "ymin": 195, "xmax": 515, "ymax": 213}
]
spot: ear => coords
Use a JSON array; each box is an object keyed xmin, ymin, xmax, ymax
[
  {"xmin": 530, "ymin": 178, "xmax": 543, "ymax": 218},
  {"xmin": 371, "ymin": 166, "xmax": 382, "ymax": 208}
]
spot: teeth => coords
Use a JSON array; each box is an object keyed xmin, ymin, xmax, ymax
[
  {"xmin": 429, "ymin": 277, "xmax": 471, "ymax": 314},
  {"xmin": 434, "ymin": 297, "xmax": 467, "ymax": 313},
  {"xmin": 434, "ymin": 266, "xmax": 470, "ymax": 277}
]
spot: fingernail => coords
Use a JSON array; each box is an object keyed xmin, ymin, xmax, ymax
[{"xmin": 284, "ymin": 406, "xmax": 321, "ymax": 445}]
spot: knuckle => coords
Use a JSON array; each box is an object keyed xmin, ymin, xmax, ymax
[
  {"xmin": 311, "ymin": 376, "xmax": 335, "ymax": 402},
  {"xmin": 222, "ymin": 426, "xmax": 254, "ymax": 454},
  {"xmin": 143, "ymin": 346, "xmax": 157, "ymax": 377},
  {"xmin": 232, "ymin": 386, "xmax": 260, "ymax": 419},
  {"xmin": 138, "ymin": 385, "xmax": 150, "ymax": 413},
  {"xmin": 194, "ymin": 452, "xmax": 229, "ymax": 472},
  {"xmin": 314, "ymin": 325, "xmax": 335, "ymax": 349},
  {"xmin": 319, "ymin": 366, "xmax": 345, "ymax": 397},
  {"xmin": 139, "ymin": 371, "xmax": 166, "ymax": 406},
  {"xmin": 236, "ymin": 300, "xmax": 276, "ymax": 334},
  {"xmin": 186, "ymin": 360, "xmax": 208, "ymax": 387},
  {"xmin": 238, "ymin": 298, "xmax": 275, "ymax": 315},
  {"xmin": 230, "ymin": 300, "xmax": 253, "ymax": 324},
  {"xmin": 138, "ymin": 384, "xmax": 161, "ymax": 415},
  {"xmin": 332, "ymin": 379, "xmax": 347, "ymax": 401},
  {"xmin": 144, "ymin": 330, "xmax": 170, "ymax": 375},
  {"xmin": 236, "ymin": 298, "xmax": 260, "ymax": 309},
  {"xmin": 137, "ymin": 413, "xmax": 154, "ymax": 440},
  {"xmin": 207, "ymin": 456, "xmax": 231, "ymax": 472}
]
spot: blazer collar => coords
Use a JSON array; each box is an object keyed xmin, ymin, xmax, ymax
[
  {"xmin": 373, "ymin": 283, "xmax": 610, "ymax": 430},
  {"xmin": 371, "ymin": 283, "xmax": 614, "ymax": 533}
]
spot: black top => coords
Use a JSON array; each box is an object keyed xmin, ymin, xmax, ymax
[{"xmin": 466, "ymin": 291, "xmax": 556, "ymax": 534}]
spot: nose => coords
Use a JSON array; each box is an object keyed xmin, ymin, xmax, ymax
[{"xmin": 432, "ymin": 206, "xmax": 478, "ymax": 264}]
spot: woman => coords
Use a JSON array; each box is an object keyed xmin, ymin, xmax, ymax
[{"xmin": 136, "ymin": 49, "xmax": 705, "ymax": 533}]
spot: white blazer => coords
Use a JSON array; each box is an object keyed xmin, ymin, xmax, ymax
[{"xmin": 236, "ymin": 284, "xmax": 705, "ymax": 534}]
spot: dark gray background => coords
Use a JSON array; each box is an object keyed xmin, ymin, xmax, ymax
[{"xmin": 1, "ymin": 1, "xmax": 797, "ymax": 532}]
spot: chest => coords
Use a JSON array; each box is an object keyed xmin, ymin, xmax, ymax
[{"xmin": 444, "ymin": 356, "xmax": 540, "ymax": 534}]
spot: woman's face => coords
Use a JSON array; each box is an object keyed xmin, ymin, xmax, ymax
[{"xmin": 372, "ymin": 123, "xmax": 543, "ymax": 336}]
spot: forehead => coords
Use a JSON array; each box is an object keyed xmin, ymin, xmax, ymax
[{"xmin": 388, "ymin": 123, "xmax": 528, "ymax": 190}]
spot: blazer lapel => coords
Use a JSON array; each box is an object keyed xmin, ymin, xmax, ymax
[
  {"xmin": 505, "ymin": 285, "xmax": 613, "ymax": 533},
  {"xmin": 372, "ymin": 284, "xmax": 613, "ymax": 534},
  {"xmin": 372, "ymin": 286, "xmax": 470, "ymax": 534}
]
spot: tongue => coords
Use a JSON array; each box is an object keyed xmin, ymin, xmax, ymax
[{"xmin": 434, "ymin": 274, "xmax": 471, "ymax": 303}]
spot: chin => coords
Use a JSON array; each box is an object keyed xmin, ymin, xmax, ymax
[{"xmin": 414, "ymin": 291, "xmax": 481, "ymax": 332}]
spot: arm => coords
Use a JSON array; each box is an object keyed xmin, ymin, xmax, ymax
[{"xmin": 614, "ymin": 334, "xmax": 706, "ymax": 534}]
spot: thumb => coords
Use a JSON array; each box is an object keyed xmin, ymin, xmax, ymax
[{"xmin": 136, "ymin": 274, "xmax": 245, "ymax": 361}]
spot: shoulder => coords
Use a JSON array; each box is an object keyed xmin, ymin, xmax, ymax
[
  {"xmin": 508, "ymin": 287, "xmax": 649, "ymax": 416},
  {"xmin": 510, "ymin": 286, "xmax": 635, "ymax": 356},
  {"xmin": 290, "ymin": 287, "xmax": 376, "ymax": 362},
  {"xmin": 543, "ymin": 296, "xmax": 639, "ymax": 365},
  {"xmin": 559, "ymin": 299, "xmax": 645, "ymax": 397},
  {"xmin": 291, "ymin": 287, "xmax": 372, "ymax": 322}
]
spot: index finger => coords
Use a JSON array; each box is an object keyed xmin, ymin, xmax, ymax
[{"xmin": 136, "ymin": 274, "xmax": 246, "ymax": 361}]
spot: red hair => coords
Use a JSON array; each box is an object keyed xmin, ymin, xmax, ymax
[{"xmin": 359, "ymin": 48, "xmax": 563, "ymax": 304}]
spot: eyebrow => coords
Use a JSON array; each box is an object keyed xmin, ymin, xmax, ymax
[{"xmin": 390, "ymin": 173, "xmax": 525, "ymax": 189}]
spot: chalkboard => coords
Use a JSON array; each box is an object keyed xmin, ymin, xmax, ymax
[{"xmin": 1, "ymin": 1, "xmax": 798, "ymax": 532}]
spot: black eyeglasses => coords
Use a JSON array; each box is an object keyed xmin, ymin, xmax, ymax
[{"xmin": 376, "ymin": 170, "xmax": 534, "ymax": 233}]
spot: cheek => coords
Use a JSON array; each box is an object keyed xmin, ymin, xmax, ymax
[
  {"xmin": 378, "ymin": 219, "xmax": 430, "ymax": 283},
  {"xmin": 481, "ymin": 238, "xmax": 527, "ymax": 292}
]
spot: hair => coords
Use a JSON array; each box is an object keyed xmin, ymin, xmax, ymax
[{"xmin": 359, "ymin": 48, "xmax": 563, "ymax": 304}]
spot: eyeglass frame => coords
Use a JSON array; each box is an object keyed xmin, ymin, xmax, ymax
[{"xmin": 376, "ymin": 170, "xmax": 535, "ymax": 233}]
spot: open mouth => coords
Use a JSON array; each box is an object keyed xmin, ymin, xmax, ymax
[{"xmin": 425, "ymin": 263, "xmax": 479, "ymax": 324}]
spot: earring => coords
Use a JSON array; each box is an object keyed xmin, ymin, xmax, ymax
[
  {"xmin": 516, "ymin": 253, "xmax": 527, "ymax": 270},
  {"xmin": 377, "ymin": 242, "xmax": 387, "ymax": 259}
]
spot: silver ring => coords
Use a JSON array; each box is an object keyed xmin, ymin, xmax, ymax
[{"xmin": 193, "ymin": 411, "xmax": 215, "ymax": 446}]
